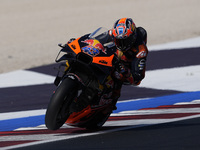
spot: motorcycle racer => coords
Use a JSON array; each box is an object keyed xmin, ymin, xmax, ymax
[{"xmin": 110, "ymin": 17, "xmax": 148, "ymax": 109}]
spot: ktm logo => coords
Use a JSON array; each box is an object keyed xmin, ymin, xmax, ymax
[
  {"xmin": 71, "ymin": 44, "xmax": 76, "ymax": 49},
  {"xmin": 99, "ymin": 60, "xmax": 108, "ymax": 64}
]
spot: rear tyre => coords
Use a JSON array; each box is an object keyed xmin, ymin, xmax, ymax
[{"xmin": 45, "ymin": 78, "xmax": 78, "ymax": 130}]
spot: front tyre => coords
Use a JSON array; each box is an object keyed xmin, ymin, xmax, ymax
[{"xmin": 45, "ymin": 78, "xmax": 78, "ymax": 130}]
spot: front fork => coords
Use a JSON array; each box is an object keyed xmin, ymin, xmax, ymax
[{"xmin": 54, "ymin": 60, "xmax": 70, "ymax": 86}]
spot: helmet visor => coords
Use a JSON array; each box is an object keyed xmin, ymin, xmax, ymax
[{"xmin": 114, "ymin": 34, "xmax": 136, "ymax": 51}]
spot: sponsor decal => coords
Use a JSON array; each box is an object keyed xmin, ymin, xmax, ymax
[
  {"xmin": 82, "ymin": 39, "xmax": 107, "ymax": 55},
  {"xmin": 118, "ymin": 27, "xmax": 124, "ymax": 34},
  {"xmin": 82, "ymin": 46, "xmax": 99, "ymax": 56},
  {"xmin": 136, "ymin": 51, "xmax": 147, "ymax": 58}
]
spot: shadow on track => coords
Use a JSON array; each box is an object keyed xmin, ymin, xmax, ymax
[{"xmin": 14, "ymin": 117, "xmax": 200, "ymax": 150}]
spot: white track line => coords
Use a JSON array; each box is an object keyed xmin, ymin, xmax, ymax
[
  {"xmin": 148, "ymin": 36, "xmax": 200, "ymax": 51},
  {"xmin": 0, "ymin": 70, "xmax": 54, "ymax": 88}
]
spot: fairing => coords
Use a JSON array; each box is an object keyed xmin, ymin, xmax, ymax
[{"xmin": 56, "ymin": 27, "xmax": 117, "ymax": 84}]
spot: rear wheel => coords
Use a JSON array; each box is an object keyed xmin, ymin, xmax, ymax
[{"xmin": 45, "ymin": 78, "xmax": 78, "ymax": 130}]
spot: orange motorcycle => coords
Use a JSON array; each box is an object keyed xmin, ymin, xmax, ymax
[{"xmin": 45, "ymin": 27, "xmax": 119, "ymax": 130}]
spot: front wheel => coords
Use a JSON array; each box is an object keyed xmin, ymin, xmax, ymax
[{"xmin": 45, "ymin": 78, "xmax": 78, "ymax": 130}]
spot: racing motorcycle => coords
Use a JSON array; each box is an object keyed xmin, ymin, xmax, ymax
[{"xmin": 45, "ymin": 27, "xmax": 119, "ymax": 130}]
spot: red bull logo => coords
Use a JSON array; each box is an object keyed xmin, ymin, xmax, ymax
[{"xmin": 82, "ymin": 39, "xmax": 107, "ymax": 56}]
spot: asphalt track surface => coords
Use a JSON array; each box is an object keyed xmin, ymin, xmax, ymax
[
  {"xmin": 14, "ymin": 118, "xmax": 200, "ymax": 150},
  {"xmin": 1, "ymin": 46, "xmax": 200, "ymax": 149}
]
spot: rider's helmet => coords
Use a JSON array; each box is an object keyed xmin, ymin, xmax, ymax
[{"xmin": 111, "ymin": 18, "xmax": 137, "ymax": 52}]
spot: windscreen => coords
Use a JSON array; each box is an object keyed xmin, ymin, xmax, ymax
[{"xmin": 88, "ymin": 27, "xmax": 111, "ymax": 45}]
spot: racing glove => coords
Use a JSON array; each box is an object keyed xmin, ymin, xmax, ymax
[
  {"xmin": 113, "ymin": 62, "xmax": 131, "ymax": 81},
  {"xmin": 131, "ymin": 58, "xmax": 146, "ymax": 85}
]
